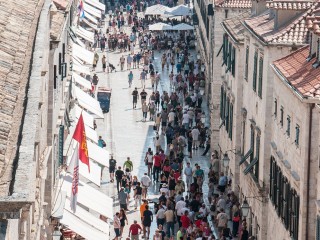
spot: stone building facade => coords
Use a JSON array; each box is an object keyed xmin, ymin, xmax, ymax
[
  {"xmin": 215, "ymin": 0, "xmax": 320, "ymax": 239},
  {"xmin": 0, "ymin": 0, "xmax": 77, "ymax": 239}
]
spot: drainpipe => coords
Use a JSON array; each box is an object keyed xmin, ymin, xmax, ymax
[{"xmin": 306, "ymin": 103, "xmax": 314, "ymax": 240}]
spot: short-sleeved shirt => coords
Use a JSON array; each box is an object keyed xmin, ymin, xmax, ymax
[
  {"xmin": 143, "ymin": 210, "xmax": 153, "ymax": 224},
  {"xmin": 164, "ymin": 210, "xmax": 174, "ymax": 222},
  {"xmin": 129, "ymin": 224, "xmax": 142, "ymax": 235},
  {"xmin": 153, "ymin": 155, "xmax": 161, "ymax": 167},
  {"xmin": 109, "ymin": 159, "xmax": 116, "ymax": 168},
  {"xmin": 181, "ymin": 215, "xmax": 191, "ymax": 229},
  {"xmin": 140, "ymin": 92, "xmax": 147, "ymax": 100},
  {"xmin": 115, "ymin": 170, "xmax": 124, "ymax": 180}
]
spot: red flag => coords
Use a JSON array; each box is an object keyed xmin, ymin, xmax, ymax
[{"xmin": 73, "ymin": 113, "xmax": 90, "ymax": 172}]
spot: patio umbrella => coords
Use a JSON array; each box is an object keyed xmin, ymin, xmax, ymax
[
  {"xmin": 145, "ymin": 4, "xmax": 170, "ymax": 15},
  {"xmin": 149, "ymin": 22, "xmax": 173, "ymax": 31},
  {"xmin": 164, "ymin": 5, "xmax": 192, "ymax": 16},
  {"xmin": 172, "ymin": 23, "xmax": 194, "ymax": 31}
]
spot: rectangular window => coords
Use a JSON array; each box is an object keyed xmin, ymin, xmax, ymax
[
  {"xmin": 295, "ymin": 125, "xmax": 300, "ymax": 146},
  {"xmin": 220, "ymin": 86, "xmax": 224, "ymax": 119},
  {"xmin": 316, "ymin": 216, "xmax": 320, "ymax": 240},
  {"xmin": 245, "ymin": 46, "xmax": 249, "ymax": 80},
  {"xmin": 250, "ymin": 125, "xmax": 255, "ymax": 162},
  {"xmin": 231, "ymin": 47, "xmax": 236, "ymax": 77},
  {"xmin": 222, "ymin": 36, "xmax": 229, "ymax": 66},
  {"xmin": 274, "ymin": 99, "xmax": 278, "ymax": 118},
  {"xmin": 258, "ymin": 57, "xmax": 263, "ymax": 98},
  {"xmin": 225, "ymin": 98, "xmax": 230, "ymax": 132},
  {"xmin": 253, "ymin": 50, "xmax": 258, "ymax": 91},
  {"xmin": 280, "ymin": 106, "xmax": 284, "ymax": 127},
  {"xmin": 229, "ymin": 104, "xmax": 233, "ymax": 140},
  {"xmin": 286, "ymin": 116, "xmax": 291, "ymax": 136},
  {"xmin": 254, "ymin": 135, "xmax": 260, "ymax": 178}
]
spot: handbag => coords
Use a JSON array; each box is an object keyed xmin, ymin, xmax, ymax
[{"xmin": 153, "ymin": 125, "xmax": 157, "ymax": 130}]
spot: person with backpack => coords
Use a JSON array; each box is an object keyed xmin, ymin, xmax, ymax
[
  {"xmin": 123, "ymin": 157, "xmax": 133, "ymax": 172},
  {"xmin": 109, "ymin": 155, "xmax": 117, "ymax": 183}
]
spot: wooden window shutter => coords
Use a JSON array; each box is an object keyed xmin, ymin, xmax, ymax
[{"xmin": 253, "ymin": 50, "xmax": 258, "ymax": 91}]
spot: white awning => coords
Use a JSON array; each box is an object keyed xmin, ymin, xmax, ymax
[
  {"xmin": 60, "ymin": 209, "xmax": 109, "ymax": 240},
  {"xmin": 75, "ymin": 37, "xmax": 86, "ymax": 48},
  {"xmin": 62, "ymin": 174, "xmax": 114, "ymax": 219},
  {"xmin": 64, "ymin": 199, "xmax": 109, "ymax": 235},
  {"xmin": 87, "ymin": 141, "xmax": 109, "ymax": 167},
  {"xmin": 75, "ymin": 104, "xmax": 95, "ymax": 128},
  {"xmin": 72, "ymin": 43, "xmax": 94, "ymax": 64},
  {"xmin": 73, "ymin": 72, "xmax": 92, "ymax": 90},
  {"xmin": 51, "ymin": 191, "xmax": 67, "ymax": 218},
  {"xmin": 73, "ymin": 63, "xmax": 91, "ymax": 75},
  {"xmin": 84, "ymin": 10, "xmax": 98, "ymax": 24},
  {"xmin": 69, "ymin": 116, "xmax": 98, "ymax": 143},
  {"xmin": 84, "ymin": 3, "xmax": 102, "ymax": 18},
  {"xmin": 67, "ymin": 142, "xmax": 101, "ymax": 186},
  {"xmin": 76, "ymin": 28, "xmax": 94, "ymax": 43},
  {"xmin": 82, "ymin": 18, "xmax": 98, "ymax": 30},
  {"xmin": 85, "ymin": 0, "xmax": 105, "ymax": 11},
  {"xmin": 74, "ymin": 85, "xmax": 104, "ymax": 118},
  {"xmin": 78, "ymin": 157, "xmax": 101, "ymax": 186},
  {"xmin": 78, "ymin": 26, "xmax": 95, "ymax": 40}
]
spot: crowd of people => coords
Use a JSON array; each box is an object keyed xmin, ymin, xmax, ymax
[{"xmin": 76, "ymin": 2, "xmax": 252, "ymax": 240}]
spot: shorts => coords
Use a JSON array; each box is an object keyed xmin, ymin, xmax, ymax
[
  {"xmin": 114, "ymin": 228, "xmax": 120, "ymax": 237},
  {"xmin": 161, "ymin": 122, "xmax": 167, "ymax": 127},
  {"xmin": 109, "ymin": 166, "xmax": 115, "ymax": 173},
  {"xmin": 143, "ymin": 221, "xmax": 151, "ymax": 227}
]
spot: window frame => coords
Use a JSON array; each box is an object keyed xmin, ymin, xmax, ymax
[
  {"xmin": 295, "ymin": 124, "xmax": 300, "ymax": 146},
  {"xmin": 286, "ymin": 116, "xmax": 291, "ymax": 136},
  {"xmin": 253, "ymin": 50, "xmax": 258, "ymax": 92},
  {"xmin": 280, "ymin": 106, "xmax": 284, "ymax": 127},
  {"xmin": 245, "ymin": 46, "xmax": 249, "ymax": 81},
  {"xmin": 258, "ymin": 56, "xmax": 263, "ymax": 98}
]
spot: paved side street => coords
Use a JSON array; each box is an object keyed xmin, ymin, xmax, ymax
[{"xmin": 89, "ymin": 23, "xmax": 215, "ymax": 239}]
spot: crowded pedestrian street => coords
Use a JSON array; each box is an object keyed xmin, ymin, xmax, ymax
[{"xmin": 57, "ymin": 1, "xmax": 243, "ymax": 239}]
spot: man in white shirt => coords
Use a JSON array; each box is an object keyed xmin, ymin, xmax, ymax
[
  {"xmin": 182, "ymin": 112, "xmax": 189, "ymax": 129},
  {"xmin": 191, "ymin": 127, "xmax": 200, "ymax": 149},
  {"xmin": 156, "ymin": 206, "xmax": 166, "ymax": 226},
  {"xmin": 168, "ymin": 110, "xmax": 175, "ymax": 125},
  {"xmin": 176, "ymin": 197, "xmax": 186, "ymax": 227},
  {"xmin": 140, "ymin": 173, "xmax": 151, "ymax": 198},
  {"xmin": 113, "ymin": 212, "xmax": 121, "ymax": 240},
  {"xmin": 160, "ymin": 184, "xmax": 169, "ymax": 197},
  {"xmin": 184, "ymin": 162, "xmax": 193, "ymax": 189}
]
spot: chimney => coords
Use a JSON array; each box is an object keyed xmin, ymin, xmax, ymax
[
  {"xmin": 252, "ymin": 0, "xmax": 268, "ymax": 16},
  {"xmin": 274, "ymin": 8, "xmax": 305, "ymax": 30}
]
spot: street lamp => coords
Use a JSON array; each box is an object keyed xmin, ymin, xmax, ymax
[
  {"xmin": 222, "ymin": 153, "xmax": 230, "ymax": 168},
  {"xmin": 52, "ymin": 227, "xmax": 62, "ymax": 240},
  {"xmin": 241, "ymin": 198, "xmax": 250, "ymax": 218}
]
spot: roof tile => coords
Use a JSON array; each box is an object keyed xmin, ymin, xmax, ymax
[
  {"xmin": 215, "ymin": 0, "xmax": 252, "ymax": 8},
  {"xmin": 273, "ymin": 46, "xmax": 320, "ymax": 98}
]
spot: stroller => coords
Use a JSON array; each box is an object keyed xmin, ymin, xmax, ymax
[{"xmin": 108, "ymin": 63, "xmax": 116, "ymax": 72}]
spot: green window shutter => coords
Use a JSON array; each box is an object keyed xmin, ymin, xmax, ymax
[
  {"xmin": 254, "ymin": 135, "xmax": 260, "ymax": 178},
  {"xmin": 295, "ymin": 125, "xmax": 300, "ymax": 146},
  {"xmin": 245, "ymin": 46, "xmax": 249, "ymax": 80},
  {"xmin": 225, "ymin": 98, "xmax": 230, "ymax": 132},
  {"xmin": 222, "ymin": 36, "xmax": 229, "ymax": 66},
  {"xmin": 316, "ymin": 216, "xmax": 320, "ymax": 240},
  {"xmin": 222, "ymin": 35, "xmax": 226, "ymax": 60},
  {"xmin": 220, "ymin": 86, "xmax": 224, "ymax": 119},
  {"xmin": 250, "ymin": 125, "xmax": 255, "ymax": 162},
  {"xmin": 253, "ymin": 50, "xmax": 258, "ymax": 91},
  {"xmin": 270, "ymin": 158, "xmax": 274, "ymax": 203},
  {"xmin": 286, "ymin": 116, "xmax": 291, "ymax": 136},
  {"xmin": 231, "ymin": 47, "xmax": 236, "ymax": 77},
  {"xmin": 229, "ymin": 104, "xmax": 233, "ymax": 140},
  {"xmin": 280, "ymin": 106, "xmax": 284, "ymax": 127},
  {"xmin": 239, "ymin": 148, "xmax": 253, "ymax": 165},
  {"xmin": 216, "ymin": 41, "xmax": 224, "ymax": 57},
  {"xmin": 243, "ymin": 157, "xmax": 258, "ymax": 175},
  {"xmin": 258, "ymin": 57, "xmax": 263, "ymax": 98},
  {"xmin": 226, "ymin": 43, "xmax": 232, "ymax": 72}
]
